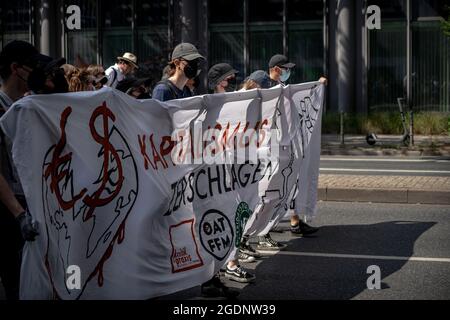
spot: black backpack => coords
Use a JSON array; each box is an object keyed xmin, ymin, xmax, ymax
[{"xmin": 155, "ymin": 79, "xmax": 184, "ymax": 100}]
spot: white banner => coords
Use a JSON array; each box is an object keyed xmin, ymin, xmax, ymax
[{"xmin": 0, "ymin": 83, "xmax": 324, "ymax": 300}]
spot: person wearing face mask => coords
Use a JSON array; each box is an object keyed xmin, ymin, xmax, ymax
[
  {"xmin": 268, "ymin": 54, "xmax": 296, "ymax": 87},
  {"xmin": 152, "ymin": 43, "xmax": 204, "ymax": 102},
  {"xmin": 232, "ymin": 61, "xmax": 295, "ymax": 252},
  {"xmin": 206, "ymin": 63, "xmax": 258, "ymax": 291},
  {"xmin": 153, "ymin": 46, "xmax": 246, "ymax": 298},
  {"xmin": 268, "ymin": 53, "xmax": 328, "ymax": 87},
  {"xmin": 207, "ymin": 63, "xmax": 238, "ymax": 93},
  {"xmin": 265, "ymin": 54, "xmax": 326, "ymax": 241},
  {"xmin": 185, "ymin": 70, "xmax": 201, "ymax": 96},
  {"xmin": 0, "ymin": 40, "xmax": 44, "ymax": 300},
  {"xmin": 25, "ymin": 57, "xmax": 68, "ymax": 95}
]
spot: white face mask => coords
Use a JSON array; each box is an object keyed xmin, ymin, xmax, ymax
[{"xmin": 280, "ymin": 68, "xmax": 291, "ymax": 82}]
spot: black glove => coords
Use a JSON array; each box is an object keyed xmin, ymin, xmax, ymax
[{"xmin": 16, "ymin": 210, "xmax": 39, "ymax": 241}]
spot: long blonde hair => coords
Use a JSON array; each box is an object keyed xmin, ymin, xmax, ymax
[
  {"xmin": 68, "ymin": 68, "xmax": 94, "ymax": 92},
  {"xmin": 61, "ymin": 64, "xmax": 78, "ymax": 82},
  {"xmin": 240, "ymin": 79, "xmax": 260, "ymax": 90},
  {"xmin": 86, "ymin": 64, "xmax": 105, "ymax": 78}
]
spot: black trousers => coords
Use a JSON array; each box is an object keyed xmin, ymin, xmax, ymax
[{"xmin": 0, "ymin": 195, "xmax": 26, "ymax": 300}]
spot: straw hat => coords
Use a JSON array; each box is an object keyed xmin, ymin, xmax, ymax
[{"xmin": 117, "ymin": 52, "xmax": 138, "ymax": 68}]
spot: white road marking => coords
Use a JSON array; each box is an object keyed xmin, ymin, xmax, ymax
[
  {"xmin": 319, "ymin": 168, "xmax": 450, "ymax": 174},
  {"xmin": 259, "ymin": 251, "xmax": 450, "ymax": 263},
  {"xmin": 320, "ymin": 158, "xmax": 450, "ymax": 163}
]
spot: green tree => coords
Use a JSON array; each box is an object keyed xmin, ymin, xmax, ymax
[{"xmin": 442, "ymin": 6, "xmax": 450, "ymax": 36}]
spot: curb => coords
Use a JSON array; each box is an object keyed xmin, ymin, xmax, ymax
[
  {"xmin": 318, "ymin": 187, "xmax": 450, "ymax": 205},
  {"xmin": 321, "ymin": 149, "xmax": 450, "ymax": 157}
]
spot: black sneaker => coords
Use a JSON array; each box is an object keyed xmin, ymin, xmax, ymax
[
  {"xmin": 256, "ymin": 234, "xmax": 287, "ymax": 251},
  {"xmin": 239, "ymin": 241, "xmax": 262, "ymax": 258},
  {"xmin": 291, "ymin": 220, "xmax": 319, "ymax": 236},
  {"xmin": 201, "ymin": 274, "xmax": 240, "ymax": 299},
  {"xmin": 225, "ymin": 265, "xmax": 256, "ymax": 283},
  {"xmin": 270, "ymin": 224, "xmax": 286, "ymax": 233},
  {"xmin": 238, "ymin": 250, "xmax": 256, "ymax": 263}
]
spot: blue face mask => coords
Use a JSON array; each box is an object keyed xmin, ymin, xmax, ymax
[{"xmin": 280, "ymin": 68, "xmax": 291, "ymax": 82}]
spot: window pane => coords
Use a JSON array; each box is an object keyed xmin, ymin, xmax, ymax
[
  {"xmin": 102, "ymin": 0, "xmax": 132, "ymax": 68},
  {"xmin": 210, "ymin": 0, "xmax": 243, "ymax": 23},
  {"xmin": 136, "ymin": 0, "xmax": 169, "ymax": 87},
  {"xmin": 137, "ymin": 0, "xmax": 168, "ymax": 26},
  {"xmin": 368, "ymin": 0, "xmax": 406, "ymax": 112},
  {"xmin": 209, "ymin": 0, "xmax": 245, "ymax": 81},
  {"xmin": 248, "ymin": 0, "xmax": 283, "ymax": 73},
  {"xmin": 2, "ymin": 0, "xmax": 31, "ymax": 46},
  {"xmin": 368, "ymin": 22, "xmax": 407, "ymax": 112},
  {"xmin": 288, "ymin": 0, "xmax": 324, "ymax": 84},
  {"xmin": 412, "ymin": 21, "xmax": 450, "ymax": 112},
  {"xmin": 368, "ymin": 0, "xmax": 406, "ymax": 19},
  {"xmin": 249, "ymin": 0, "xmax": 283, "ymax": 22},
  {"xmin": 249, "ymin": 23, "xmax": 283, "ymax": 73},
  {"xmin": 65, "ymin": 0, "xmax": 98, "ymax": 66},
  {"xmin": 210, "ymin": 24, "xmax": 245, "ymax": 81},
  {"xmin": 288, "ymin": 0, "xmax": 323, "ymax": 21},
  {"xmin": 412, "ymin": 0, "xmax": 448, "ymax": 20}
]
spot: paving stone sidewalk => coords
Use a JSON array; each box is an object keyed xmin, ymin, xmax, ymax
[
  {"xmin": 317, "ymin": 134, "xmax": 450, "ymax": 205},
  {"xmin": 318, "ymin": 174, "xmax": 450, "ymax": 205}
]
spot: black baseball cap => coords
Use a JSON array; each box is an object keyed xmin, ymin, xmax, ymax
[
  {"xmin": 208, "ymin": 63, "xmax": 238, "ymax": 89},
  {"xmin": 268, "ymin": 54, "xmax": 296, "ymax": 69},
  {"xmin": 116, "ymin": 77, "xmax": 151, "ymax": 93},
  {"xmin": 171, "ymin": 43, "xmax": 205, "ymax": 61},
  {"xmin": 43, "ymin": 57, "xmax": 67, "ymax": 73},
  {"xmin": 0, "ymin": 40, "xmax": 53, "ymax": 70},
  {"xmin": 248, "ymin": 70, "xmax": 271, "ymax": 89}
]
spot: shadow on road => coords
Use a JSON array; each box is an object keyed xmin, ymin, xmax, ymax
[{"xmin": 238, "ymin": 220, "xmax": 436, "ymax": 300}]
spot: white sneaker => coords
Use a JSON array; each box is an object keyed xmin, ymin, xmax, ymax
[
  {"xmin": 225, "ymin": 265, "xmax": 256, "ymax": 283},
  {"xmin": 238, "ymin": 250, "xmax": 256, "ymax": 263}
]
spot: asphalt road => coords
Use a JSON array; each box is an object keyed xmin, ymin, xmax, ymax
[
  {"xmin": 161, "ymin": 201, "xmax": 450, "ymax": 300},
  {"xmin": 320, "ymin": 156, "xmax": 450, "ymax": 177},
  {"xmin": 3, "ymin": 202, "xmax": 449, "ymax": 300}
]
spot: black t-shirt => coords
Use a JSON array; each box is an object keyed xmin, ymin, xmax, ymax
[{"xmin": 152, "ymin": 80, "xmax": 192, "ymax": 102}]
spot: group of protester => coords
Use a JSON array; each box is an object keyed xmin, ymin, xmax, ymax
[{"xmin": 0, "ymin": 39, "xmax": 326, "ymax": 300}]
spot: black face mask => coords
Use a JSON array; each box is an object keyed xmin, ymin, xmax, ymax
[
  {"xmin": 225, "ymin": 77, "xmax": 237, "ymax": 92},
  {"xmin": 136, "ymin": 92, "xmax": 151, "ymax": 99},
  {"xmin": 27, "ymin": 67, "xmax": 68, "ymax": 94},
  {"xmin": 183, "ymin": 60, "xmax": 198, "ymax": 79},
  {"xmin": 50, "ymin": 69, "xmax": 69, "ymax": 93},
  {"xmin": 193, "ymin": 77, "xmax": 200, "ymax": 88},
  {"xmin": 27, "ymin": 67, "xmax": 47, "ymax": 93}
]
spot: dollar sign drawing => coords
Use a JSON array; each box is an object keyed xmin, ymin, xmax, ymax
[
  {"xmin": 82, "ymin": 101, "xmax": 124, "ymax": 220},
  {"xmin": 44, "ymin": 106, "xmax": 88, "ymax": 210}
]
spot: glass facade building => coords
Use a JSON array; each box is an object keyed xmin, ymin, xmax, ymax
[
  {"xmin": 1, "ymin": 0, "xmax": 449, "ymax": 113},
  {"xmin": 367, "ymin": 0, "xmax": 450, "ymax": 112}
]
